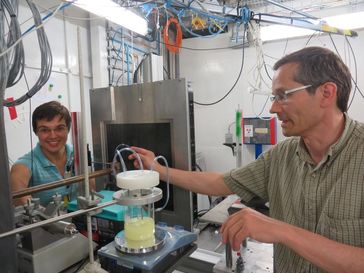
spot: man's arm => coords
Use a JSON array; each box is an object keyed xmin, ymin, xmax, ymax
[
  {"xmin": 130, "ymin": 146, "xmax": 232, "ymax": 196},
  {"xmin": 221, "ymin": 208, "xmax": 364, "ymax": 273},
  {"xmin": 10, "ymin": 164, "xmax": 32, "ymax": 206}
]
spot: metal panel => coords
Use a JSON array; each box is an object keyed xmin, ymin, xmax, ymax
[{"xmin": 90, "ymin": 79, "xmax": 194, "ymax": 231}]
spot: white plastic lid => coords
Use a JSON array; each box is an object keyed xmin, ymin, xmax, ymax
[{"xmin": 116, "ymin": 170, "xmax": 160, "ymax": 190}]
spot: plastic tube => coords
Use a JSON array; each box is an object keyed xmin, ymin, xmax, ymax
[
  {"xmin": 111, "ymin": 147, "xmax": 144, "ymax": 177},
  {"xmin": 152, "ymin": 155, "xmax": 170, "ymax": 212}
]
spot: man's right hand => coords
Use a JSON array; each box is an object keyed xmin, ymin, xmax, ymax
[{"xmin": 129, "ymin": 146, "xmax": 158, "ymax": 171}]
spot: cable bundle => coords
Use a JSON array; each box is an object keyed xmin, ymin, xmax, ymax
[{"xmin": 1, "ymin": 0, "xmax": 53, "ymax": 107}]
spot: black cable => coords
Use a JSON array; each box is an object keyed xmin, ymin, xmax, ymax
[
  {"xmin": 305, "ymin": 32, "xmax": 362, "ymax": 109},
  {"xmin": 133, "ymin": 53, "xmax": 150, "ymax": 83},
  {"xmin": 328, "ymin": 34, "xmax": 364, "ymax": 111},
  {"xmin": 2, "ymin": 0, "xmax": 25, "ymax": 88},
  {"xmin": 197, "ymin": 209, "xmax": 210, "ymax": 216},
  {"xmin": 193, "ymin": 25, "xmax": 247, "ymax": 106},
  {"xmin": 283, "ymin": 37, "xmax": 288, "ymax": 55},
  {"xmin": 262, "ymin": 61, "xmax": 272, "ymax": 81},
  {"xmin": 328, "ymin": 34, "xmax": 340, "ymax": 56},
  {"xmin": 305, "ymin": 31, "xmax": 319, "ymax": 46},
  {"xmin": 195, "ymin": 163, "xmax": 202, "ymax": 172},
  {"xmin": 163, "ymin": 65, "xmax": 171, "ymax": 79},
  {"xmin": 344, "ymin": 36, "xmax": 364, "ymax": 109},
  {"xmin": 4, "ymin": 0, "xmax": 53, "ymax": 107}
]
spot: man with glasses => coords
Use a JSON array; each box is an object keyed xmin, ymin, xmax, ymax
[
  {"xmin": 130, "ymin": 47, "xmax": 364, "ymax": 272},
  {"xmin": 11, "ymin": 101, "xmax": 75, "ymax": 206}
]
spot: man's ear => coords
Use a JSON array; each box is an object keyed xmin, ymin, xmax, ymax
[{"xmin": 320, "ymin": 82, "xmax": 337, "ymax": 107}]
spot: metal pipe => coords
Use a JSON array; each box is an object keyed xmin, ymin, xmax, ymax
[
  {"xmin": 12, "ymin": 168, "xmax": 112, "ymax": 199},
  {"xmin": 0, "ymin": 200, "xmax": 118, "ymax": 239},
  {"xmin": 225, "ymin": 243, "xmax": 233, "ymax": 268},
  {"xmin": 77, "ymin": 26, "xmax": 94, "ymax": 264}
]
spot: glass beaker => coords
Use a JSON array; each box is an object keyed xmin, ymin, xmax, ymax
[{"xmin": 124, "ymin": 189, "xmax": 156, "ymax": 248}]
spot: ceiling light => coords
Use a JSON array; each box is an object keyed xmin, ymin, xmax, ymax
[
  {"xmin": 324, "ymin": 11, "xmax": 364, "ymax": 30},
  {"xmin": 261, "ymin": 11, "xmax": 364, "ymax": 42},
  {"xmin": 68, "ymin": 0, "xmax": 148, "ymax": 36}
]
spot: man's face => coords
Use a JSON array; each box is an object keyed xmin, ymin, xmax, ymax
[
  {"xmin": 270, "ymin": 63, "xmax": 322, "ymax": 137},
  {"xmin": 35, "ymin": 115, "xmax": 69, "ymax": 154}
]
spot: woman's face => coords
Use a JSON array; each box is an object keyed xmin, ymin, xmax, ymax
[{"xmin": 35, "ymin": 115, "xmax": 69, "ymax": 155}]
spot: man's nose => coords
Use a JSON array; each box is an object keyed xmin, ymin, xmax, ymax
[{"xmin": 269, "ymin": 99, "xmax": 281, "ymax": 114}]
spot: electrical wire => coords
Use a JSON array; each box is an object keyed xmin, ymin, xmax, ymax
[
  {"xmin": 163, "ymin": 65, "xmax": 171, "ymax": 79},
  {"xmin": 0, "ymin": 1, "xmax": 62, "ymax": 59},
  {"xmin": 108, "ymin": 27, "xmax": 149, "ymax": 85},
  {"xmin": 305, "ymin": 31, "xmax": 321, "ymax": 46},
  {"xmin": 133, "ymin": 53, "xmax": 150, "ymax": 83},
  {"xmin": 193, "ymin": 25, "xmax": 247, "ymax": 106},
  {"xmin": 344, "ymin": 36, "xmax": 363, "ymax": 109},
  {"xmin": 2, "ymin": 1, "xmax": 62, "ymax": 107},
  {"xmin": 0, "ymin": 1, "xmax": 11, "ymax": 109},
  {"xmin": 3, "ymin": 0, "xmax": 25, "ymax": 88},
  {"xmin": 245, "ymin": 22, "xmax": 273, "ymax": 120},
  {"xmin": 328, "ymin": 34, "xmax": 364, "ymax": 110},
  {"xmin": 247, "ymin": 22, "xmax": 271, "ymax": 91}
]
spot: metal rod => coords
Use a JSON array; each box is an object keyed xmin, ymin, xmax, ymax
[
  {"xmin": 0, "ymin": 200, "xmax": 118, "ymax": 239},
  {"xmin": 12, "ymin": 168, "xmax": 112, "ymax": 199},
  {"xmin": 225, "ymin": 243, "xmax": 233, "ymax": 269},
  {"xmin": 77, "ymin": 26, "xmax": 94, "ymax": 264}
]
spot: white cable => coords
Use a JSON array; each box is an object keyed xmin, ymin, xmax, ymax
[{"xmin": 247, "ymin": 22, "xmax": 274, "ymax": 120}]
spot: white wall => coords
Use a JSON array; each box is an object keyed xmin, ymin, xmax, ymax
[
  {"xmin": 180, "ymin": 6, "xmax": 364, "ymax": 173},
  {"xmin": 4, "ymin": 2, "xmax": 93, "ymax": 164}
]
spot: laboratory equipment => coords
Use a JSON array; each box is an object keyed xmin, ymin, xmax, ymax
[
  {"xmin": 97, "ymin": 147, "xmax": 197, "ymax": 272},
  {"xmin": 243, "ymin": 117, "xmax": 277, "ymax": 158},
  {"xmin": 111, "ymin": 147, "xmax": 165, "ymax": 253},
  {"xmin": 68, "ymin": 190, "xmax": 125, "ymax": 245},
  {"xmin": 14, "ymin": 198, "xmax": 92, "ymax": 273},
  {"xmin": 113, "ymin": 168, "xmax": 163, "ymax": 253}
]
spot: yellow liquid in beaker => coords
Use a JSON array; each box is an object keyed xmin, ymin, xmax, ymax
[{"xmin": 125, "ymin": 217, "xmax": 155, "ymax": 248}]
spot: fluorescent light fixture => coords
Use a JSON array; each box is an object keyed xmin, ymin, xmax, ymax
[
  {"xmin": 324, "ymin": 11, "xmax": 364, "ymax": 29},
  {"xmin": 261, "ymin": 11, "xmax": 364, "ymax": 42},
  {"xmin": 68, "ymin": 0, "xmax": 148, "ymax": 36},
  {"xmin": 261, "ymin": 25, "xmax": 315, "ymax": 42}
]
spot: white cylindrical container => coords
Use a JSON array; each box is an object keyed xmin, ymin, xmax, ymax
[{"xmin": 116, "ymin": 170, "xmax": 159, "ymax": 190}]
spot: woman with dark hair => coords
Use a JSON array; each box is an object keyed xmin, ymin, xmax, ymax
[{"xmin": 11, "ymin": 101, "xmax": 75, "ymax": 206}]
